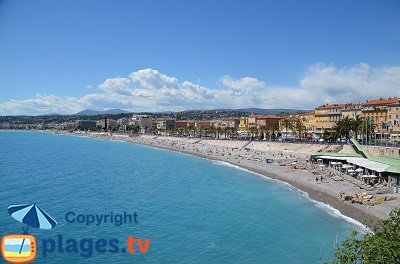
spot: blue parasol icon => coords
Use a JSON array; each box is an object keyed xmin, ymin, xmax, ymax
[{"xmin": 8, "ymin": 204, "xmax": 57, "ymax": 254}]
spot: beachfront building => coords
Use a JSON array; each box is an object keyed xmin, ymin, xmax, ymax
[
  {"xmin": 314, "ymin": 104, "xmax": 345, "ymax": 135},
  {"xmin": 360, "ymin": 97, "xmax": 399, "ymax": 141},
  {"xmin": 117, "ymin": 117, "xmax": 130, "ymax": 131},
  {"xmin": 388, "ymin": 101, "xmax": 400, "ymax": 142},
  {"xmin": 175, "ymin": 120, "xmax": 196, "ymax": 136},
  {"xmin": 223, "ymin": 117, "xmax": 240, "ymax": 128},
  {"xmin": 194, "ymin": 120, "xmax": 210, "ymax": 130},
  {"xmin": 60, "ymin": 121, "xmax": 75, "ymax": 130},
  {"xmin": 238, "ymin": 117, "xmax": 249, "ymax": 131},
  {"xmin": 256, "ymin": 115, "xmax": 281, "ymax": 129},
  {"xmin": 248, "ymin": 114, "xmax": 257, "ymax": 129},
  {"xmin": 299, "ymin": 111, "xmax": 316, "ymax": 138},
  {"xmin": 176, "ymin": 120, "xmax": 196, "ymax": 129},
  {"xmin": 97, "ymin": 118, "xmax": 118, "ymax": 130},
  {"xmin": 341, "ymin": 103, "xmax": 362, "ymax": 119},
  {"xmin": 130, "ymin": 114, "xmax": 153, "ymax": 133},
  {"xmin": 74, "ymin": 120, "xmax": 97, "ymax": 130},
  {"xmin": 210, "ymin": 118, "xmax": 239, "ymax": 129},
  {"xmin": 176, "ymin": 120, "xmax": 189, "ymax": 129},
  {"xmin": 156, "ymin": 119, "xmax": 176, "ymax": 134}
]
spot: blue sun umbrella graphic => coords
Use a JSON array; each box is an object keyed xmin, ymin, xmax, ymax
[{"xmin": 8, "ymin": 204, "xmax": 57, "ymax": 254}]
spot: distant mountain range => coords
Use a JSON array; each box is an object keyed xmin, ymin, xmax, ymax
[
  {"xmin": 74, "ymin": 109, "xmax": 131, "ymax": 115},
  {"xmin": 237, "ymin": 108, "xmax": 310, "ymax": 115}
]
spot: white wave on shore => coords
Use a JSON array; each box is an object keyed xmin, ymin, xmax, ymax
[{"xmin": 210, "ymin": 160, "xmax": 369, "ymax": 232}]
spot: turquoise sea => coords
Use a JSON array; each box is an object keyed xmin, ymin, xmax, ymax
[{"xmin": 0, "ymin": 131, "xmax": 363, "ymax": 263}]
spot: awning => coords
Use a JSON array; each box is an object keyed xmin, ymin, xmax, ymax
[
  {"xmin": 346, "ymin": 157, "xmax": 390, "ymax": 173},
  {"xmin": 362, "ymin": 175, "xmax": 378, "ymax": 178},
  {"xmin": 314, "ymin": 156, "xmax": 390, "ymax": 173}
]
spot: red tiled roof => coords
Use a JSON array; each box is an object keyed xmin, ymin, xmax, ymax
[
  {"xmin": 253, "ymin": 115, "xmax": 281, "ymax": 119},
  {"xmin": 315, "ymin": 104, "xmax": 346, "ymax": 109},
  {"xmin": 222, "ymin": 117, "xmax": 240, "ymax": 121},
  {"xmin": 362, "ymin": 97, "xmax": 399, "ymax": 106},
  {"xmin": 176, "ymin": 120, "xmax": 195, "ymax": 123},
  {"xmin": 300, "ymin": 111, "xmax": 314, "ymax": 116},
  {"xmin": 195, "ymin": 120, "xmax": 210, "ymax": 124}
]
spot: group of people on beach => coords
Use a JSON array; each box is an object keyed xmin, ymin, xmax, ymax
[{"xmin": 316, "ymin": 176, "xmax": 323, "ymax": 183}]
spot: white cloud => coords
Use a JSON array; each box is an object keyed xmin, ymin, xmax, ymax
[
  {"xmin": 0, "ymin": 63, "xmax": 399, "ymax": 115},
  {"xmin": 220, "ymin": 76, "xmax": 266, "ymax": 93},
  {"xmin": 0, "ymin": 95, "xmax": 83, "ymax": 115},
  {"xmin": 99, "ymin": 77, "xmax": 132, "ymax": 96}
]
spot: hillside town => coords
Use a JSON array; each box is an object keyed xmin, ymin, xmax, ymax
[{"xmin": 2, "ymin": 96, "xmax": 399, "ymax": 145}]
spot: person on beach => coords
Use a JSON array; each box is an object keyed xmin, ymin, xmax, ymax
[
  {"xmin": 320, "ymin": 176, "xmax": 323, "ymax": 183},
  {"xmin": 316, "ymin": 177, "xmax": 318, "ymax": 183}
]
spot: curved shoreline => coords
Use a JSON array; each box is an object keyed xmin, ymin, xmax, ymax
[
  {"xmin": 44, "ymin": 131, "xmax": 399, "ymax": 229},
  {"xmin": 128, "ymin": 137, "xmax": 378, "ymax": 229}
]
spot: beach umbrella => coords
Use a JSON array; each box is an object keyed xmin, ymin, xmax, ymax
[
  {"xmin": 8, "ymin": 204, "xmax": 57, "ymax": 254},
  {"xmin": 8, "ymin": 204, "xmax": 57, "ymax": 231}
]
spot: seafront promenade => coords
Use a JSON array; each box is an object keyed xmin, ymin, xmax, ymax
[{"xmin": 56, "ymin": 131, "xmax": 400, "ymax": 228}]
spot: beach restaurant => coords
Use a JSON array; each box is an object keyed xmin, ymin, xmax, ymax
[{"xmin": 311, "ymin": 151, "xmax": 400, "ymax": 191}]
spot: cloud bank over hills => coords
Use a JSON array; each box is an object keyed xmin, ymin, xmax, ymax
[{"xmin": 1, "ymin": 63, "xmax": 399, "ymax": 115}]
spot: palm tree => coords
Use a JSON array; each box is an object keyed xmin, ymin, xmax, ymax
[
  {"xmin": 362, "ymin": 119, "xmax": 376, "ymax": 144},
  {"xmin": 229, "ymin": 127, "xmax": 238, "ymax": 139},
  {"xmin": 294, "ymin": 120, "xmax": 306, "ymax": 140},
  {"xmin": 268, "ymin": 123, "xmax": 280, "ymax": 140},
  {"xmin": 223, "ymin": 127, "xmax": 229, "ymax": 139},
  {"xmin": 209, "ymin": 124, "xmax": 216, "ymax": 138},
  {"xmin": 332, "ymin": 117, "xmax": 353, "ymax": 140},
  {"xmin": 282, "ymin": 119, "xmax": 293, "ymax": 140},
  {"xmin": 188, "ymin": 124, "xmax": 196, "ymax": 137},
  {"xmin": 258, "ymin": 125, "xmax": 267, "ymax": 140},
  {"xmin": 249, "ymin": 127, "xmax": 258, "ymax": 140},
  {"xmin": 351, "ymin": 115, "xmax": 363, "ymax": 140},
  {"xmin": 216, "ymin": 127, "xmax": 222, "ymax": 139}
]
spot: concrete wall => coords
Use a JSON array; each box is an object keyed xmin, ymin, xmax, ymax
[{"xmin": 364, "ymin": 146, "xmax": 400, "ymax": 158}]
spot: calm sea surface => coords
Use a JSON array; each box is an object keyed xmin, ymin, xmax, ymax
[{"xmin": 0, "ymin": 131, "xmax": 362, "ymax": 263}]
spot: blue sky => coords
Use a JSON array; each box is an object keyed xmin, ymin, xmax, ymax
[{"xmin": 0, "ymin": 0, "xmax": 399, "ymax": 115}]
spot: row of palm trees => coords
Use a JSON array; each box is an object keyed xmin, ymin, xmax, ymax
[
  {"xmin": 156, "ymin": 116, "xmax": 378, "ymax": 143},
  {"xmin": 323, "ymin": 116, "xmax": 376, "ymax": 142},
  {"xmin": 155, "ymin": 120, "xmax": 310, "ymax": 141}
]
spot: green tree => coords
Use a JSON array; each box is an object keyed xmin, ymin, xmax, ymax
[
  {"xmin": 249, "ymin": 127, "xmax": 258, "ymax": 140},
  {"xmin": 282, "ymin": 119, "xmax": 293, "ymax": 140},
  {"xmin": 294, "ymin": 120, "xmax": 306, "ymax": 140},
  {"xmin": 328, "ymin": 208, "xmax": 400, "ymax": 264},
  {"xmin": 229, "ymin": 127, "xmax": 238, "ymax": 139},
  {"xmin": 269, "ymin": 123, "xmax": 280, "ymax": 140},
  {"xmin": 223, "ymin": 127, "xmax": 229, "ymax": 139},
  {"xmin": 258, "ymin": 125, "xmax": 267, "ymax": 140},
  {"xmin": 216, "ymin": 127, "xmax": 222, "ymax": 139},
  {"xmin": 351, "ymin": 115, "xmax": 363, "ymax": 140},
  {"xmin": 322, "ymin": 128, "xmax": 335, "ymax": 141},
  {"xmin": 208, "ymin": 124, "xmax": 216, "ymax": 138}
]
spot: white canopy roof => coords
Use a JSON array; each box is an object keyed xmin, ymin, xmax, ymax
[
  {"xmin": 315, "ymin": 156, "xmax": 390, "ymax": 173},
  {"xmin": 362, "ymin": 175, "xmax": 378, "ymax": 178}
]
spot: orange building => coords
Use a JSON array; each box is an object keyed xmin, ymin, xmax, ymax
[
  {"xmin": 247, "ymin": 114, "xmax": 281, "ymax": 129},
  {"xmin": 361, "ymin": 97, "xmax": 398, "ymax": 138},
  {"xmin": 314, "ymin": 104, "xmax": 345, "ymax": 131},
  {"xmin": 387, "ymin": 101, "xmax": 400, "ymax": 142}
]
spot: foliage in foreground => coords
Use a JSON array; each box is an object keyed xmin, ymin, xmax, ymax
[{"xmin": 328, "ymin": 208, "xmax": 400, "ymax": 264}]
